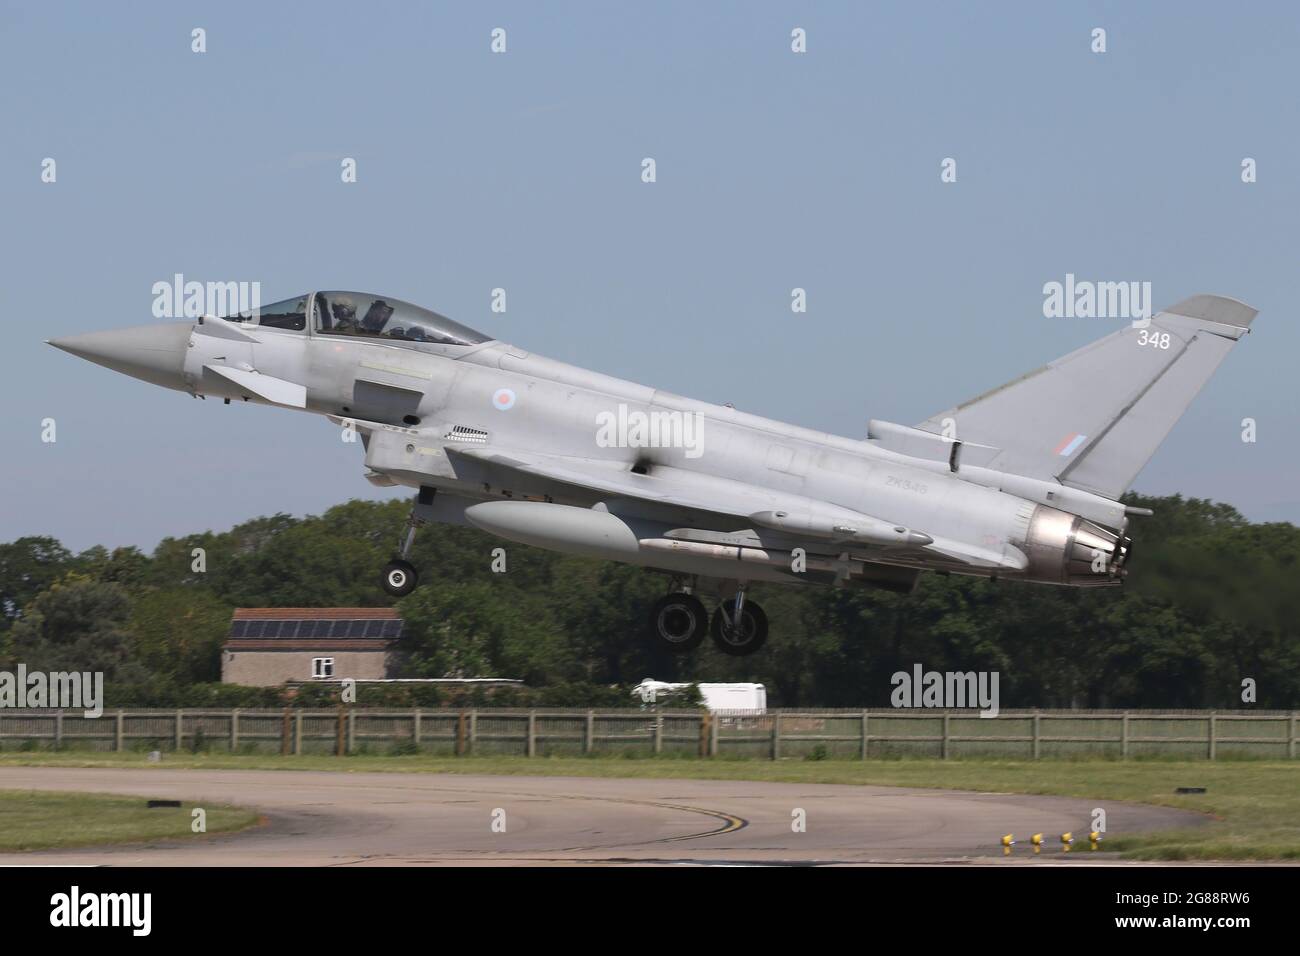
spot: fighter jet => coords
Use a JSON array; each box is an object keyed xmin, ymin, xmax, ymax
[{"xmin": 48, "ymin": 291, "xmax": 1256, "ymax": 656}]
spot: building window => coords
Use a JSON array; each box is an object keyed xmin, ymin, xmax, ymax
[{"xmin": 312, "ymin": 657, "xmax": 335, "ymax": 679}]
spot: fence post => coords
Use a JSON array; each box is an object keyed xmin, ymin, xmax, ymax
[
  {"xmin": 414, "ymin": 708, "xmax": 422, "ymax": 749},
  {"xmin": 469, "ymin": 709, "xmax": 478, "ymax": 755},
  {"xmin": 654, "ymin": 713, "xmax": 664, "ymax": 755},
  {"xmin": 941, "ymin": 712, "xmax": 950, "ymax": 760},
  {"xmin": 1291, "ymin": 712, "xmax": 1297, "ymax": 760},
  {"xmin": 526, "ymin": 710, "xmax": 536, "ymax": 757},
  {"xmin": 115, "ymin": 709, "xmax": 125, "ymax": 753},
  {"xmin": 230, "ymin": 709, "xmax": 240, "ymax": 753},
  {"xmin": 698, "ymin": 712, "xmax": 708, "ymax": 757},
  {"xmin": 861, "ymin": 711, "xmax": 869, "ymax": 760},
  {"xmin": 336, "ymin": 705, "xmax": 345, "ymax": 756},
  {"xmin": 586, "ymin": 710, "xmax": 595, "ymax": 755},
  {"xmin": 175, "ymin": 709, "xmax": 184, "ymax": 751},
  {"xmin": 710, "ymin": 711, "xmax": 719, "ymax": 757},
  {"xmin": 54, "ymin": 711, "xmax": 63, "ymax": 751},
  {"xmin": 294, "ymin": 711, "xmax": 304, "ymax": 755},
  {"xmin": 347, "ymin": 710, "xmax": 356, "ymax": 755},
  {"xmin": 281, "ymin": 708, "xmax": 291, "ymax": 755},
  {"xmin": 771, "ymin": 712, "xmax": 781, "ymax": 760},
  {"xmin": 1208, "ymin": 712, "xmax": 1217, "ymax": 761},
  {"xmin": 1032, "ymin": 712, "xmax": 1041, "ymax": 760},
  {"xmin": 456, "ymin": 711, "xmax": 466, "ymax": 757},
  {"xmin": 1121, "ymin": 712, "xmax": 1129, "ymax": 759}
]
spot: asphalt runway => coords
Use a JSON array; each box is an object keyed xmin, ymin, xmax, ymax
[{"xmin": 0, "ymin": 767, "xmax": 1207, "ymax": 866}]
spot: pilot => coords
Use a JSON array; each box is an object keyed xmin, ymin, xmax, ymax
[{"xmin": 331, "ymin": 297, "xmax": 358, "ymax": 332}]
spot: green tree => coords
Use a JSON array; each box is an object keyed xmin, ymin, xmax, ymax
[
  {"xmin": 0, "ymin": 536, "xmax": 74, "ymax": 631},
  {"xmin": 127, "ymin": 587, "xmax": 233, "ymax": 686},
  {"xmin": 9, "ymin": 575, "xmax": 147, "ymax": 686}
]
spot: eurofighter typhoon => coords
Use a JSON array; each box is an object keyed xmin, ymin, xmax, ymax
[{"xmin": 49, "ymin": 291, "xmax": 1256, "ymax": 656}]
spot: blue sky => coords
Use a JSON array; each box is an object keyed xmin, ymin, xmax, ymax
[{"xmin": 2, "ymin": 1, "xmax": 1297, "ymax": 551}]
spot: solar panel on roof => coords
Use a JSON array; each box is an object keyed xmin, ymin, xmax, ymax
[{"xmin": 231, "ymin": 614, "xmax": 403, "ymax": 639}]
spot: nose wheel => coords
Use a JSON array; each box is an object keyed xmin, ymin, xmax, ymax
[{"xmin": 382, "ymin": 559, "xmax": 419, "ymax": 597}]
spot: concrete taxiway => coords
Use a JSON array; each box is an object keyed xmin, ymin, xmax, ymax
[{"xmin": 0, "ymin": 768, "xmax": 1207, "ymax": 865}]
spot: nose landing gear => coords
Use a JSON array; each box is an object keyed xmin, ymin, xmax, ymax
[{"xmin": 380, "ymin": 488, "xmax": 434, "ymax": 597}]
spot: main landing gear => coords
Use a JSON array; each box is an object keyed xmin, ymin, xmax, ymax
[
  {"xmin": 380, "ymin": 488, "xmax": 435, "ymax": 597},
  {"xmin": 648, "ymin": 579, "xmax": 768, "ymax": 656}
]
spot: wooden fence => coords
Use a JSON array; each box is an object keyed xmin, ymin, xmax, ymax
[{"xmin": 0, "ymin": 708, "xmax": 1296, "ymax": 760}]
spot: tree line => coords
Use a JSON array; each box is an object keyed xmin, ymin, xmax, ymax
[{"xmin": 0, "ymin": 493, "xmax": 1295, "ymax": 708}]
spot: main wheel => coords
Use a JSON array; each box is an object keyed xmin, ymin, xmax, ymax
[
  {"xmin": 648, "ymin": 593, "xmax": 708, "ymax": 652},
  {"xmin": 710, "ymin": 599, "xmax": 768, "ymax": 656},
  {"xmin": 381, "ymin": 559, "xmax": 419, "ymax": 597}
]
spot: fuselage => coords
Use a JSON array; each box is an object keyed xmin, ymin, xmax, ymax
[{"xmin": 51, "ymin": 292, "xmax": 1131, "ymax": 591}]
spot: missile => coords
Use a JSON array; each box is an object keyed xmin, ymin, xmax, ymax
[{"xmin": 748, "ymin": 510, "xmax": 932, "ymax": 548}]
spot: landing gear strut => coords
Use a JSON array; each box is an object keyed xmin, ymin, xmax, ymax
[{"xmin": 380, "ymin": 488, "xmax": 434, "ymax": 597}]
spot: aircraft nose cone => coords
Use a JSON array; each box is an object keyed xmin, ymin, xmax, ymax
[{"xmin": 48, "ymin": 322, "xmax": 192, "ymax": 391}]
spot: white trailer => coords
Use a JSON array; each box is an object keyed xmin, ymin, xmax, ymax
[{"xmin": 632, "ymin": 679, "xmax": 767, "ymax": 713}]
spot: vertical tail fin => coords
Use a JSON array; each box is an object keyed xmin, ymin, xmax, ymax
[{"xmin": 916, "ymin": 294, "xmax": 1256, "ymax": 500}]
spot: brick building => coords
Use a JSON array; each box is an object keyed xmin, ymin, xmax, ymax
[{"xmin": 221, "ymin": 608, "xmax": 403, "ymax": 687}]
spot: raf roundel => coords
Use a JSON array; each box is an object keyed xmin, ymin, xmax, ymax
[{"xmin": 492, "ymin": 387, "xmax": 517, "ymax": 411}]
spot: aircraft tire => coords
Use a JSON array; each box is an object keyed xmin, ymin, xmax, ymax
[
  {"xmin": 381, "ymin": 559, "xmax": 419, "ymax": 597},
  {"xmin": 710, "ymin": 600, "xmax": 768, "ymax": 656},
  {"xmin": 648, "ymin": 593, "xmax": 708, "ymax": 652}
]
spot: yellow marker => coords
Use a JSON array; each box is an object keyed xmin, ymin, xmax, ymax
[
  {"xmin": 1089, "ymin": 830, "xmax": 1102, "ymax": 851},
  {"xmin": 1001, "ymin": 833, "xmax": 1015, "ymax": 856},
  {"xmin": 1061, "ymin": 831, "xmax": 1074, "ymax": 853},
  {"xmin": 1031, "ymin": 833, "xmax": 1043, "ymax": 854}
]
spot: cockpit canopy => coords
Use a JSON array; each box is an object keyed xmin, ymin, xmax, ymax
[
  {"xmin": 228, "ymin": 291, "xmax": 491, "ymax": 347},
  {"xmin": 313, "ymin": 291, "xmax": 491, "ymax": 346}
]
